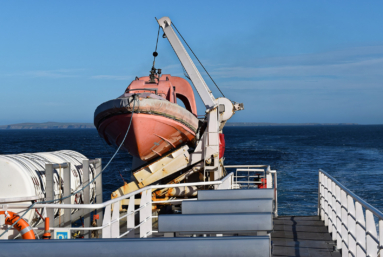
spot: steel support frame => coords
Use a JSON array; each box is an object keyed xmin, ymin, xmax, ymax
[
  {"xmin": 45, "ymin": 159, "xmax": 102, "ymax": 237},
  {"xmin": 46, "ymin": 163, "xmax": 71, "ymax": 228}
]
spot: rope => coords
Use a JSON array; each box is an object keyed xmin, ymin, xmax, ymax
[
  {"xmin": 152, "ymin": 26, "xmax": 160, "ymax": 68},
  {"xmin": 171, "ymin": 22, "xmax": 225, "ymax": 98},
  {"xmin": 0, "ymin": 95, "xmax": 138, "ymax": 239},
  {"xmin": 155, "ymin": 25, "xmax": 160, "ymax": 53}
]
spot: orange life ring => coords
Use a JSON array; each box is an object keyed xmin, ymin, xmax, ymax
[{"xmin": 0, "ymin": 211, "xmax": 36, "ymax": 239}]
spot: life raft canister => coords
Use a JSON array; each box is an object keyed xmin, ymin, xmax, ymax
[{"xmin": 0, "ymin": 211, "xmax": 36, "ymax": 239}]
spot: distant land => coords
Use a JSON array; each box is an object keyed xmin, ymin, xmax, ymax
[
  {"xmin": 0, "ymin": 122, "xmax": 95, "ymax": 130},
  {"xmin": 0, "ymin": 122, "xmax": 360, "ymax": 130},
  {"xmin": 225, "ymin": 122, "xmax": 359, "ymax": 127}
]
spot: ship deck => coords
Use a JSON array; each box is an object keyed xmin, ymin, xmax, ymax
[{"xmin": 271, "ymin": 216, "xmax": 341, "ymax": 257}]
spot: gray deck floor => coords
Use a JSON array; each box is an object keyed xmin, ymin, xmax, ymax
[{"xmin": 271, "ymin": 216, "xmax": 341, "ymax": 257}]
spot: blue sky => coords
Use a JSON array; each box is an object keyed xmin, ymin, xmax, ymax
[{"xmin": 1, "ymin": 1, "xmax": 383, "ymax": 125}]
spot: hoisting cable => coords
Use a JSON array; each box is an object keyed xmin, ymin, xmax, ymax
[
  {"xmin": 152, "ymin": 26, "xmax": 161, "ymax": 68},
  {"xmin": 171, "ymin": 21, "xmax": 225, "ymax": 98},
  {"xmin": 0, "ymin": 95, "xmax": 138, "ymax": 239}
]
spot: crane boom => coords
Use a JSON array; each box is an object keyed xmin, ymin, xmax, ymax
[
  {"xmin": 157, "ymin": 16, "xmax": 243, "ymax": 182},
  {"xmin": 157, "ymin": 17, "xmax": 216, "ymax": 109}
]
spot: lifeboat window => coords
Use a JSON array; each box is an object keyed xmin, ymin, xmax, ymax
[{"xmin": 176, "ymin": 96, "xmax": 187, "ymax": 110}]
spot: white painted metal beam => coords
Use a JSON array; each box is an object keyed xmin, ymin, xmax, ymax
[{"xmin": 157, "ymin": 17, "xmax": 216, "ymax": 109}]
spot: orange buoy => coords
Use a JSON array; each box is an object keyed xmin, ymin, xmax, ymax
[{"xmin": 0, "ymin": 211, "xmax": 36, "ymax": 239}]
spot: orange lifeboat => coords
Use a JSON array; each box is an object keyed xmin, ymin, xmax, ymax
[{"xmin": 94, "ymin": 74, "xmax": 199, "ymax": 162}]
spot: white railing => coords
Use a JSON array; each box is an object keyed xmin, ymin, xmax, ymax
[
  {"xmin": 319, "ymin": 169, "xmax": 383, "ymax": 257},
  {"xmin": 226, "ymin": 165, "xmax": 278, "ymax": 217},
  {"xmin": 1, "ymin": 172, "xmax": 234, "ymax": 239},
  {"xmin": 225, "ymin": 165, "xmax": 276, "ymax": 188}
]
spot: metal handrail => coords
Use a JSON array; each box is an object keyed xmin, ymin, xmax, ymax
[
  {"xmin": 319, "ymin": 169, "xmax": 383, "ymax": 220},
  {"xmin": 225, "ymin": 165, "xmax": 269, "ymax": 168},
  {"xmin": 6, "ymin": 179, "xmax": 225, "ymax": 209},
  {"xmin": 2, "ymin": 169, "xmax": 278, "ymax": 239},
  {"xmin": 1, "ymin": 173, "xmax": 234, "ymax": 239},
  {"xmin": 319, "ymin": 169, "xmax": 383, "ymax": 257},
  {"xmin": 225, "ymin": 165, "xmax": 278, "ymax": 217},
  {"xmin": 36, "ymin": 173, "xmax": 233, "ymax": 238}
]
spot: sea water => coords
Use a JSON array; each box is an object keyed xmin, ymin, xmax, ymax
[{"xmin": 1, "ymin": 125, "xmax": 382, "ymax": 216}]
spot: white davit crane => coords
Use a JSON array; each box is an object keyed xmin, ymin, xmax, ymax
[
  {"xmin": 111, "ymin": 17, "xmax": 244, "ymax": 200},
  {"xmin": 157, "ymin": 16, "xmax": 244, "ymax": 181}
]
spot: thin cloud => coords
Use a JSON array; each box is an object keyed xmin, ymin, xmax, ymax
[
  {"xmin": 0, "ymin": 69, "xmax": 84, "ymax": 78},
  {"xmin": 208, "ymin": 45, "xmax": 383, "ymax": 94},
  {"xmin": 212, "ymin": 57, "xmax": 383, "ymax": 79},
  {"xmin": 90, "ymin": 75, "xmax": 132, "ymax": 80}
]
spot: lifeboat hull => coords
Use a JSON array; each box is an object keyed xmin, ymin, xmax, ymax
[
  {"xmin": 98, "ymin": 113, "xmax": 196, "ymax": 161},
  {"xmin": 94, "ymin": 96, "xmax": 199, "ymax": 161}
]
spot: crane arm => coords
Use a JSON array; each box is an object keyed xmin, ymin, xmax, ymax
[{"xmin": 157, "ymin": 17, "xmax": 216, "ymax": 109}]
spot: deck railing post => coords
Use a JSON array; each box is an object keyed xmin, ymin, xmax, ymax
[
  {"xmin": 379, "ymin": 220, "xmax": 383, "ymax": 257},
  {"xmin": 231, "ymin": 172, "xmax": 234, "ymax": 189},
  {"xmin": 111, "ymin": 202, "xmax": 120, "ymax": 238},
  {"xmin": 140, "ymin": 190, "xmax": 148, "ymax": 238},
  {"xmin": 318, "ymin": 170, "xmax": 321, "ymax": 216},
  {"xmin": 328, "ymin": 177, "xmax": 333, "ymax": 233},
  {"xmin": 319, "ymin": 172, "xmax": 323, "ymax": 220},
  {"xmin": 63, "ymin": 162, "xmax": 71, "ymax": 228},
  {"xmin": 126, "ymin": 195, "xmax": 135, "ymax": 238},
  {"xmin": 45, "ymin": 163, "xmax": 55, "ymax": 228},
  {"xmin": 82, "ymin": 159, "xmax": 90, "ymax": 238},
  {"xmin": 146, "ymin": 189, "xmax": 152, "ymax": 237},
  {"xmin": 365, "ymin": 210, "xmax": 378, "ymax": 257},
  {"xmin": 274, "ymin": 171, "xmax": 278, "ymax": 217},
  {"xmin": 102, "ymin": 204, "xmax": 111, "ymax": 238},
  {"xmin": 348, "ymin": 195, "xmax": 356, "ymax": 256},
  {"xmin": 332, "ymin": 181, "xmax": 337, "ymax": 242},
  {"xmin": 320, "ymin": 172, "xmax": 325, "ymax": 221},
  {"xmin": 355, "ymin": 201, "xmax": 366, "ymax": 257},
  {"xmin": 335, "ymin": 185, "xmax": 342, "ymax": 250},
  {"xmin": 340, "ymin": 189, "xmax": 348, "ymax": 257},
  {"xmin": 324, "ymin": 174, "xmax": 329, "ymax": 226},
  {"xmin": 94, "ymin": 158, "xmax": 103, "ymax": 235}
]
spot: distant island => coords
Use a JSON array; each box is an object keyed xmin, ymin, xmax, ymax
[
  {"xmin": 0, "ymin": 122, "xmax": 359, "ymax": 130},
  {"xmin": 225, "ymin": 122, "xmax": 359, "ymax": 127},
  {"xmin": 0, "ymin": 122, "xmax": 95, "ymax": 130}
]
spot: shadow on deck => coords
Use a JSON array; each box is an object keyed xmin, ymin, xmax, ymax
[{"xmin": 271, "ymin": 216, "xmax": 341, "ymax": 257}]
